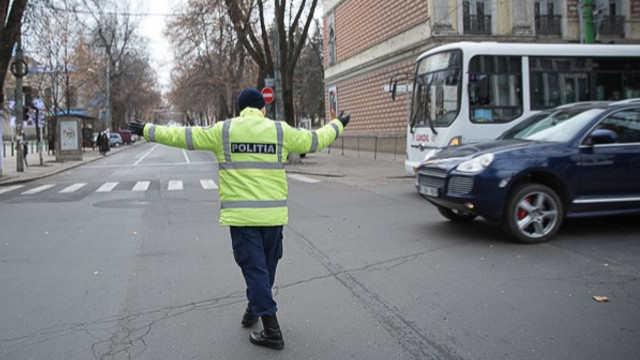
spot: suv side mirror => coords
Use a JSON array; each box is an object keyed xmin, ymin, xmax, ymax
[{"xmin": 590, "ymin": 129, "xmax": 617, "ymax": 144}]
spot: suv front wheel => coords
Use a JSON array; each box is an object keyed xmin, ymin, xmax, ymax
[{"xmin": 503, "ymin": 183, "xmax": 564, "ymax": 244}]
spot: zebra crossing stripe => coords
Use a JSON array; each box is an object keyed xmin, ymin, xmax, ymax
[
  {"xmin": 132, "ymin": 181, "xmax": 151, "ymax": 192},
  {"xmin": 168, "ymin": 180, "xmax": 183, "ymax": 191},
  {"xmin": 200, "ymin": 179, "xmax": 218, "ymax": 190},
  {"xmin": 4, "ymin": 178, "xmax": 308, "ymax": 195},
  {"xmin": 0, "ymin": 185, "xmax": 25, "ymax": 195},
  {"xmin": 288, "ymin": 174, "xmax": 321, "ymax": 184},
  {"xmin": 59, "ymin": 183, "xmax": 87, "ymax": 193},
  {"xmin": 21, "ymin": 184, "xmax": 56, "ymax": 195},
  {"xmin": 96, "ymin": 182, "xmax": 119, "ymax": 192}
]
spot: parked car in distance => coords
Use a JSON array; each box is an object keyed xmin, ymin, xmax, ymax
[
  {"xmin": 108, "ymin": 133, "xmax": 123, "ymax": 147},
  {"xmin": 415, "ymin": 100, "xmax": 640, "ymax": 243},
  {"xmin": 118, "ymin": 129, "xmax": 134, "ymax": 144}
]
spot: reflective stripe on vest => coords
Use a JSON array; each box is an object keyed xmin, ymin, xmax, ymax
[
  {"xmin": 185, "ymin": 127, "xmax": 194, "ymax": 150},
  {"xmin": 309, "ymin": 131, "xmax": 319, "ymax": 153},
  {"xmin": 149, "ymin": 124, "xmax": 195, "ymax": 150},
  {"xmin": 148, "ymin": 124, "xmax": 157, "ymax": 142},
  {"xmin": 221, "ymin": 200, "xmax": 287, "ymax": 209},
  {"xmin": 330, "ymin": 122, "xmax": 340, "ymax": 140}
]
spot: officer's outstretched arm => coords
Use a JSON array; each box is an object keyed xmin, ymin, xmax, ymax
[
  {"xmin": 135, "ymin": 123, "xmax": 221, "ymax": 152},
  {"xmin": 284, "ymin": 119, "xmax": 344, "ymax": 154}
]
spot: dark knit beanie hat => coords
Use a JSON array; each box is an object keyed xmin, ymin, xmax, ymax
[{"xmin": 236, "ymin": 88, "xmax": 266, "ymax": 112}]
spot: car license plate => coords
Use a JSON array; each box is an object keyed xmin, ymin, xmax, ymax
[{"xmin": 420, "ymin": 185, "xmax": 439, "ymax": 197}]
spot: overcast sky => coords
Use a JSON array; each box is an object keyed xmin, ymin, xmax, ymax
[{"xmin": 131, "ymin": 0, "xmax": 175, "ymax": 92}]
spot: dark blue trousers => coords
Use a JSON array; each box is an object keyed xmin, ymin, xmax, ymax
[{"xmin": 230, "ymin": 226, "xmax": 283, "ymax": 317}]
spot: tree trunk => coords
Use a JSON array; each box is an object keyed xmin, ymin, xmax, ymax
[{"xmin": 0, "ymin": 0, "xmax": 28, "ymax": 105}]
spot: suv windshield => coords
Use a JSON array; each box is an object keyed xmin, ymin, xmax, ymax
[{"xmin": 500, "ymin": 108, "xmax": 605, "ymax": 142}]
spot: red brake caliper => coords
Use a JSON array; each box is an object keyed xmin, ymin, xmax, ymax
[{"xmin": 517, "ymin": 196, "xmax": 533, "ymax": 220}]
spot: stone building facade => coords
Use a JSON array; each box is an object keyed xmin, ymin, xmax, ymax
[{"xmin": 323, "ymin": 0, "xmax": 640, "ymax": 139}]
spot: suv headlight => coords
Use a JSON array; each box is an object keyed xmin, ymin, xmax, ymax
[{"xmin": 456, "ymin": 153, "xmax": 494, "ymax": 173}]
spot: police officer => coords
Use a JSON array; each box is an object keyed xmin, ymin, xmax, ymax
[{"xmin": 129, "ymin": 88, "xmax": 350, "ymax": 350}]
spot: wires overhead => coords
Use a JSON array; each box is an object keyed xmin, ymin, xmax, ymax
[{"xmin": 28, "ymin": 1, "xmax": 180, "ymax": 18}]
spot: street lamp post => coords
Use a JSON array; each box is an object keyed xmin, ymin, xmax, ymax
[
  {"xmin": 105, "ymin": 58, "xmax": 111, "ymax": 130},
  {"xmin": 12, "ymin": 35, "xmax": 26, "ymax": 172}
]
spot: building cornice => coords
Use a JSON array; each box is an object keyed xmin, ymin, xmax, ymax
[{"xmin": 322, "ymin": 0, "xmax": 341, "ymax": 15}]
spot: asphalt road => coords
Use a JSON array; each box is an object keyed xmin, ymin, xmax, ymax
[{"xmin": 0, "ymin": 142, "xmax": 638, "ymax": 359}]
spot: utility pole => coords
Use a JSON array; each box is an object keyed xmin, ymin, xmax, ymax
[
  {"xmin": 106, "ymin": 56, "xmax": 111, "ymax": 131},
  {"xmin": 273, "ymin": 15, "xmax": 283, "ymax": 121},
  {"xmin": 13, "ymin": 35, "xmax": 26, "ymax": 172}
]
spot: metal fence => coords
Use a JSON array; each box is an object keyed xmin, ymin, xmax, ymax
[
  {"xmin": 2, "ymin": 141, "xmax": 47, "ymax": 157},
  {"xmin": 326, "ymin": 134, "xmax": 406, "ymax": 161}
]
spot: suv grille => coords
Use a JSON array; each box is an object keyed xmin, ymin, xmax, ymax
[
  {"xmin": 448, "ymin": 176, "xmax": 474, "ymax": 194},
  {"xmin": 417, "ymin": 168, "xmax": 447, "ymax": 189}
]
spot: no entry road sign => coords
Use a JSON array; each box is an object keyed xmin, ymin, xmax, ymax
[{"xmin": 261, "ymin": 87, "xmax": 275, "ymax": 104}]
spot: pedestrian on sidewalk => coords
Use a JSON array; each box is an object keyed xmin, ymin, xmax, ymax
[
  {"xmin": 129, "ymin": 88, "xmax": 350, "ymax": 350},
  {"xmin": 16, "ymin": 136, "xmax": 28, "ymax": 168},
  {"xmin": 98, "ymin": 131, "xmax": 110, "ymax": 156},
  {"xmin": 48, "ymin": 133, "xmax": 55, "ymax": 156}
]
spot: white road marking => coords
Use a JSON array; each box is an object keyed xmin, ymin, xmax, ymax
[
  {"xmin": 288, "ymin": 174, "xmax": 321, "ymax": 183},
  {"xmin": 21, "ymin": 184, "xmax": 56, "ymax": 195},
  {"xmin": 132, "ymin": 181, "xmax": 151, "ymax": 192},
  {"xmin": 182, "ymin": 150, "xmax": 191, "ymax": 164},
  {"xmin": 168, "ymin": 180, "xmax": 183, "ymax": 191},
  {"xmin": 200, "ymin": 179, "xmax": 218, "ymax": 190},
  {"xmin": 0, "ymin": 185, "xmax": 25, "ymax": 195},
  {"xmin": 59, "ymin": 183, "xmax": 87, "ymax": 193},
  {"xmin": 133, "ymin": 144, "xmax": 159, "ymax": 166},
  {"xmin": 96, "ymin": 182, "xmax": 119, "ymax": 192}
]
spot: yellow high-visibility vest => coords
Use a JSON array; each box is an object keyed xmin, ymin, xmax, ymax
[{"xmin": 143, "ymin": 107, "xmax": 343, "ymax": 226}]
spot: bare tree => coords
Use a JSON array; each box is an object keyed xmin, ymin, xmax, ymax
[
  {"xmin": 225, "ymin": 0, "xmax": 319, "ymax": 126},
  {"xmin": 80, "ymin": 0, "xmax": 143, "ymax": 130},
  {"xmin": 293, "ymin": 21, "xmax": 324, "ymax": 125},
  {"xmin": 0, "ymin": 0, "xmax": 29, "ymax": 105},
  {"xmin": 28, "ymin": 0, "xmax": 82, "ymax": 118},
  {"xmin": 166, "ymin": 0, "xmax": 255, "ymax": 123},
  {"xmin": 115, "ymin": 51, "xmax": 161, "ymax": 123}
]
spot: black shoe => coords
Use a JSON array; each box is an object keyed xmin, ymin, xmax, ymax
[
  {"xmin": 250, "ymin": 315, "xmax": 284, "ymax": 350},
  {"xmin": 241, "ymin": 306, "xmax": 259, "ymax": 328}
]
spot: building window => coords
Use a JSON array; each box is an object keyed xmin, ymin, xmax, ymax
[
  {"xmin": 463, "ymin": 1, "xmax": 491, "ymax": 35},
  {"xmin": 535, "ymin": 0, "xmax": 561, "ymax": 36},
  {"xmin": 596, "ymin": 0, "xmax": 625, "ymax": 37},
  {"xmin": 327, "ymin": 12, "xmax": 336, "ymax": 65}
]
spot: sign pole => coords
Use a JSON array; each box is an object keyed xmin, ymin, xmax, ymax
[{"xmin": 12, "ymin": 34, "xmax": 26, "ymax": 172}]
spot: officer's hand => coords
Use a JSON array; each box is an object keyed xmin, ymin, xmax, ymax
[
  {"xmin": 128, "ymin": 121, "xmax": 146, "ymax": 136},
  {"xmin": 338, "ymin": 110, "xmax": 350, "ymax": 127}
]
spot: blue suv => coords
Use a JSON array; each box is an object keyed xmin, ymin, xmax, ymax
[{"xmin": 416, "ymin": 100, "xmax": 640, "ymax": 243}]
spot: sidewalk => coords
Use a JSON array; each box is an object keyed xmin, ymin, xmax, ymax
[
  {"xmin": 287, "ymin": 148, "xmax": 411, "ymax": 186},
  {"xmin": 0, "ymin": 144, "xmax": 130, "ymax": 185},
  {"xmin": 0, "ymin": 143, "xmax": 411, "ymax": 186}
]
